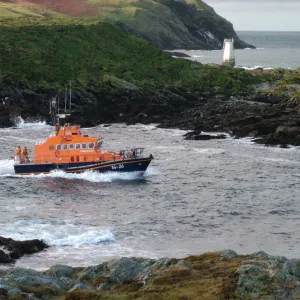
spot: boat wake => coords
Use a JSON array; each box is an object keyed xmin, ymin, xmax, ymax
[
  {"xmin": 30, "ymin": 170, "xmax": 149, "ymax": 182},
  {"xmin": 0, "ymin": 159, "xmax": 15, "ymax": 175},
  {"xmin": 0, "ymin": 159, "xmax": 157, "ymax": 182}
]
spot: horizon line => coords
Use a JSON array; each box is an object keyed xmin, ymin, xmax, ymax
[{"xmin": 236, "ymin": 30, "xmax": 300, "ymax": 32}]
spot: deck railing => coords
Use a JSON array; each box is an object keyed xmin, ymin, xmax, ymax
[{"xmin": 15, "ymin": 149, "xmax": 144, "ymax": 165}]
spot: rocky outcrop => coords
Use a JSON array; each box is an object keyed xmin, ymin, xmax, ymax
[
  {"xmin": 1, "ymin": 251, "xmax": 300, "ymax": 299},
  {"xmin": 0, "ymin": 236, "xmax": 48, "ymax": 262},
  {"xmin": 1, "ymin": 81, "xmax": 300, "ymax": 147}
]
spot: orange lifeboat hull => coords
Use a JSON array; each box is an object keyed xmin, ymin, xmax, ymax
[{"xmin": 14, "ymin": 156, "xmax": 153, "ymax": 175}]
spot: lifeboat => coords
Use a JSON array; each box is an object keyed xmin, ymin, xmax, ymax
[{"xmin": 13, "ymin": 96, "xmax": 153, "ymax": 175}]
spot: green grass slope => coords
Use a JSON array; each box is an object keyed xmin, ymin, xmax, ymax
[{"xmin": 0, "ymin": 21, "xmax": 258, "ymax": 93}]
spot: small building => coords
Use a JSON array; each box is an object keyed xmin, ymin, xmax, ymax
[{"xmin": 222, "ymin": 38, "xmax": 235, "ymax": 67}]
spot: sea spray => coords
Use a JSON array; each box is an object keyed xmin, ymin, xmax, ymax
[
  {"xmin": 0, "ymin": 159, "xmax": 15, "ymax": 175},
  {"xmin": 13, "ymin": 116, "xmax": 49, "ymax": 128}
]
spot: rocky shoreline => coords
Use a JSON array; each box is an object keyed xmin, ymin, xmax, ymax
[
  {"xmin": 1, "ymin": 248, "xmax": 300, "ymax": 299},
  {"xmin": 1, "ymin": 81, "xmax": 300, "ymax": 147}
]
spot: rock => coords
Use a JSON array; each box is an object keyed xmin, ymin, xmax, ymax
[
  {"xmin": 252, "ymin": 251, "xmax": 270, "ymax": 258},
  {"xmin": 220, "ymin": 249, "xmax": 238, "ymax": 260},
  {"xmin": 0, "ymin": 116, "xmax": 12, "ymax": 128},
  {"xmin": 97, "ymin": 283, "xmax": 112, "ymax": 291},
  {"xmin": 237, "ymin": 264, "xmax": 272, "ymax": 298},
  {"xmin": 283, "ymin": 259, "xmax": 300, "ymax": 278},
  {"xmin": 0, "ymin": 288, "xmax": 8, "ymax": 300},
  {"xmin": 175, "ymin": 260, "xmax": 190, "ymax": 268},
  {"xmin": 2, "ymin": 268, "xmax": 61, "ymax": 290},
  {"xmin": 7, "ymin": 288, "xmax": 22, "ymax": 296},
  {"xmin": 0, "ymin": 250, "xmax": 13, "ymax": 263},
  {"xmin": 44, "ymin": 265, "xmax": 75, "ymax": 278},
  {"xmin": 138, "ymin": 258, "xmax": 172, "ymax": 278},
  {"xmin": 107, "ymin": 258, "xmax": 142, "ymax": 283},
  {"xmin": 0, "ymin": 237, "xmax": 48, "ymax": 261},
  {"xmin": 68, "ymin": 283, "xmax": 90, "ymax": 293},
  {"xmin": 59, "ymin": 277, "xmax": 80, "ymax": 289},
  {"xmin": 184, "ymin": 131, "xmax": 227, "ymax": 140}
]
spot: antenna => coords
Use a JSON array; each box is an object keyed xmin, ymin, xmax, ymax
[
  {"xmin": 58, "ymin": 95, "xmax": 60, "ymax": 115},
  {"xmin": 64, "ymin": 88, "xmax": 67, "ymax": 112},
  {"xmin": 69, "ymin": 81, "xmax": 72, "ymax": 110}
]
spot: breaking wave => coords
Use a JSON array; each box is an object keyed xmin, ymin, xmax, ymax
[
  {"xmin": 13, "ymin": 116, "xmax": 49, "ymax": 128},
  {"xmin": 0, "ymin": 220, "xmax": 115, "ymax": 247}
]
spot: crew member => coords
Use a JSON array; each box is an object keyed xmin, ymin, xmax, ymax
[
  {"xmin": 22, "ymin": 146, "xmax": 28, "ymax": 157},
  {"xmin": 22, "ymin": 146, "xmax": 29, "ymax": 163},
  {"xmin": 15, "ymin": 146, "xmax": 21, "ymax": 156}
]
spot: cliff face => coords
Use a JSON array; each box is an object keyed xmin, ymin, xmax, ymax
[
  {"xmin": 115, "ymin": 0, "xmax": 254, "ymax": 49},
  {"xmin": 0, "ymin": 0, "xmax": 254, "ymax": 50}
]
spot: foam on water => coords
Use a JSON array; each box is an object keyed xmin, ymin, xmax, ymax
[
  {"xmin": 13, "ymin": 116, "xmax": 49, "ymax": 128},
  {"xmin": 237, "ymin": 65, "xmax": 274, "ymax": 70},
  {"xmin": 193, "ymin": 148, "xmax": 225, "ymax": 155},
  {"xmin": 0, "ymin": 166, "xmax": 150, "ymax": 182},
  {"xmin": 0, "ymin": 159, "xmax": 15, "ymax": 175},
  {"xmin": 0, "ymin": 220, "xmax": 114, "ymax": 247}
]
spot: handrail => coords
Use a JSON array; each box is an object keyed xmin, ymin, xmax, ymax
[{"xmin": 15, "ymin": 150, "xmax": 142, "ymax": 165}]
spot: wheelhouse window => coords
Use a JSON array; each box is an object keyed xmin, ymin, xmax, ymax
[
  {"xmin": 75, "ymin": 144, "xmax": 80, "ymax": 149},
  {"xmin": 96, "ymin": 141, "xmax": 103, "ymax": 148},
  {"xmin": 49, "ymin": 145, "xmax": 54, "ymax": 151},
  {"xmin": 69, "ymin": 144, "xmax": 74, "ymax": 150},
  {"xmin": 56, "ymin": 144, "xmax": 61, "ymax": 150},
  {"xmin": 63, "ymin": 144, "xmax": 68, "ymax": 150},
  {"xmin": 82, "ymin": 143, "xmax": 87, "ymax": 149},
  {"xmin": 88, "ymin": 142, "xmax": 95, "ymax": 149}
]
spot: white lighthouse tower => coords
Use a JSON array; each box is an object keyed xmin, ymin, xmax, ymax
[{"xmin": 222, "ymin": 38, "xmax": 235, "ymax": 67}]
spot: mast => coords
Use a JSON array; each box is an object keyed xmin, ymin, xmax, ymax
[
  {"xmin": 69, "ymin": 81, "xmax": 72, "ymax": 110},
  {"xmin": 49, "ymin": 82, "xmax": 72, "ymax": 129}
]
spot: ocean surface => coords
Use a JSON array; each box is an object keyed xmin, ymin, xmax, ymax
[
  {"xmin": 1, "ymin": 119, "xmax": 300, "ymax": 270},
  {"xmin": 1, "ymin": 32, "xmax": 300, "ymax": 271},
  {"xmin": 176, "ymin": 31, "xmax": 300, "ymax": 70}
]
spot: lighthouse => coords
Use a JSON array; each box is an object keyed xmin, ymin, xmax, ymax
[{"xmin": 222, "ymin": 38, "xmax": 235, "ymax": 67}]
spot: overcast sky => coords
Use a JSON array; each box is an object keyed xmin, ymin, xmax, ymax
[{"xmin": 205, "ymin": 0, "xmax": 300, "ymax": 31}]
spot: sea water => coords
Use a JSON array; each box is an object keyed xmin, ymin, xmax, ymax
[
  {"xmin": 177, "ymin": 31, "xmax": 300, "ymax": 70},
  {"xmin": 1, "ymin": 120, "xmax": 300, "ymax": 270}
]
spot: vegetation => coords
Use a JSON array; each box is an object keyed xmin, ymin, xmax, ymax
[
  {"xmin": 0, "ymin": 20, "xmax": 260, "ymax": 94},
  {"xmin": 64, "ymin": 252, "xmax": 247, "ymax": 300}
]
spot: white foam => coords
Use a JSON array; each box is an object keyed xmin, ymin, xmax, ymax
[
  {"xmin": 10, "ymin": 169, "xmax": 147, "ymax": 182},
  {"xmin": 237, "ymin": 66, "xmax": 274, "ymax": 70},
  {"xmin": 193, "ymin": 148, "xmax": 225, "ymax": 155},
  {"xmin": 0, "ymin": 159, "xmax": 15, "ymax": 175},
  {"xmin": 0, "ymin": 220, "xmax": 115, "ymax": 247},
  {"xmin": 13, "ymin": 116, "xmax": 49, "ymax": 128}
]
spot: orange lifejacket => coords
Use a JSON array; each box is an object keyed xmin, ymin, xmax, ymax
[{"xmin": 22, "ymin": 148, "xmax": 28, "ymax": 156}]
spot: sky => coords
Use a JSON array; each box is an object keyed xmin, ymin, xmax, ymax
[{"xmin": 204, "ymin": 0, "xmax": 300, "ymax": 31}]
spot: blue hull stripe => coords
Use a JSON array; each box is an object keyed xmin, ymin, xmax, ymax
[{"xmin": 14, "ymin": 158, "xmax": 152, "ymax": 175}]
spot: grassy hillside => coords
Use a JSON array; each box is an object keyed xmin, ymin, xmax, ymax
[
  {"xmin": 0, "ymin": 21, "xmax": 258, "ymax": 93},
  {"xmin": 0, "ymin": 0, "xmax": 253, "ymax": 49}
]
